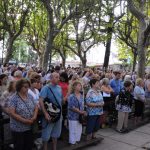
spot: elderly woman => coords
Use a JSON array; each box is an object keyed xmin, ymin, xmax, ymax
[
  {"xmin": 13, "ymin": 70, "xmax": 22, "ymax": 81},
  {"xmin": 68, "ymin": 81, "xmax": 86, "ymax": 145},
  {"xmin": 9, "ymin": 79, "xmax": 38, "ymax": 150},
  {"xmin": 86, "ymin": 79, "xmax": 104, "ymax": 140},
  {"xmin": 116, "ymin": 80, "xmax": 133, "ymax": 133},
  {"xmin": 134, "ymin": 78, "xmax": 145, "ymax": 125}
]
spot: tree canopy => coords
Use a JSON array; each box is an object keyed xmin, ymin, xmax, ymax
[{"xmin": 0, "ymin": 0, "xmax": 150, "ymax": 77}]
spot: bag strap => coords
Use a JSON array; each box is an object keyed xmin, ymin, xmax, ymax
[
  {"xmin": 74, "ymin": 95, "xmax": 80, "ymax": 110},
  {"xmin": 48, "ymin": 86, "xmax": 61, "ymax": 108},
  {"xmin": 17, "ymin": 93, "xmax": 34, "ymax": 117}
]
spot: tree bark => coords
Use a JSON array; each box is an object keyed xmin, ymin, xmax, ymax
[
  {"xmin": 4, "ymin": 36, "xmax": 14, "ymax": 64},
  {"xmin": 62, "ymin": 57, "xmax": 66, "ymax": 69},
  {"xmin": 80, "ymin": 52, "xmax": 87, "ymax": 68},
  {"xmin": 132, "ymin": 50, "xmax": 137, "ymax": 72},
  {"xmin": 42, "ymin": 16, "xmax": 54, "ymax": 71},
  {"xmin": 103, "ymin": 27, "xmax": 113, "ymax": 71},
  {"xmin": 137, "ymin": 21, "xmax": 146, "ymax": 78},
  {"xmin": 127, "ymin": 0, "xmax": 147, "ymax": 78},
  {"xmin": 38, "ymin": 53, "xmax": 43, "ymax": 68}
]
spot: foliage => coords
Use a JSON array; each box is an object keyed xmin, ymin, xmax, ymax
[{"xmin": 12, "ymin": 38, "xmax": 36, "ymax": 63}]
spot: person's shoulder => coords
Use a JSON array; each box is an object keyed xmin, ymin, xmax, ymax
[
  {"xmin": 68, "ymin": 94, "xmax": 76, "ymax": 103},
  {"xmin": 134, "ymin": 86, "xmax": 140, "ymax": 92},
  {"xmin": 35, "ymin": 89, "xmax": 40, "ymax": 94},
  {"xmin": 28, "ymin": 92, "xmax": 34, "ymax": 99},
  {"xmin": 120, "ymin": 89, "xmax": 126, "ymax": 95},
  {"xmin": 134, "ymin": 86, "xmax": 139, "ymax": 89},
  {"xmin": 28, "ymin": 89, "xmax": 32, "ymax": 94},
  {"xmin": 41, "ymin": 84, "xmax": 49, "ymax": 90},
  {"xmin": 87, "ymin": 89, "xmax": 94, "ymax": 96},
  {"xmin": 9, "ymin": 93, "xmax": 18, "ymax": 101},
  {"xmin": 11, "ymin": 92, "xmax": 17, "ymax": 98},
  {"xmin": 68, "ymin": 93, "xmax": 74, "ymax": 99},
  {"xmin": 87, "ymin": 88, "xmax": 92, "ymax": 93},
  {"xmin": 56, "ymin": 84, "xmax": 61, "ymax": 89},
  {"xmin": 110, "ymin": 79, "xmax": 114, "ymax": 83}
]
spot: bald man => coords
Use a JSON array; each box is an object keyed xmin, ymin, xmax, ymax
[{"xmin": 39, "ymin": 72, "xmax": 63, "ymax": 150}]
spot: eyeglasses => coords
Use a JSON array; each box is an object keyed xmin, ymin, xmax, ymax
[{"xmin": 23, "ymin": 86, "xmax": 29, "ymax": 89}]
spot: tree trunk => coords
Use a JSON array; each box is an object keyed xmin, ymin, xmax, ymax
[
  {"xmin": 42, "ymin": 27, "xmax": 53, "ymax": 71},
  {"xmin": 81, "ymin": 52, "xmax": 87, "ymax": 68},
  {"xmin": 132, "ymin": 50, "xmax": 137, "ymax": 72},
  {"xmin": 137, "ymin": 22, "xmax": 146, "ymax": 78},
  {"xmin": 127, "ymin": 0, "xmax": 147, "ymax": 78},
  {"xmin": 38, "ymin": 53, "xmax": 43, "ymax": 68},
  {"xmin": 103, "ymin": 27, "xmax": 113, "ymax": 71},
  {"xmin": 62, "ymin": 57, "xmax": 66, "ymax": 69},
  {"xmin": 4, "ymin": 36, "xmax": 14, "ymax": 64}
]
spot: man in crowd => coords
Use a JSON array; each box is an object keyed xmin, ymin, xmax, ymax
[
  {"xmin": 39, "ymin": 72, "xmax": 63, "ymax": 150},
  {"xmin": 109, "ymin": 70, "xmax": 122, "ymax": 125},
  {"xmin": 110, "ymin": 70, "xmax": 122, "ymax": 97}
]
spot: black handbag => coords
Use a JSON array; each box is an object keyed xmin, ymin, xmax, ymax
[{"xmin": 44, "ymin": 87, "xmax": 61, "ymax": 123}]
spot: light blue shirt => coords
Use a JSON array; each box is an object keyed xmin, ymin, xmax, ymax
[
  {"xmin": 40, "ymin": 84, "xmax": 63, "ymax": 107},
  {"xmin": 134, "ymin": 86, "xmax": 145, "ymax": 101}
]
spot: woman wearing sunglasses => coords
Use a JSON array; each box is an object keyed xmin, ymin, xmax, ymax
[{"xmin": 9, "ymin": 78, "xmax": 38, "ymax": 150}]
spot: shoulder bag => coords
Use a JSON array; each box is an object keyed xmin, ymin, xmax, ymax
[{"xmin": 44, "ymin": 87, "xmax": 61, "ymax": 123}]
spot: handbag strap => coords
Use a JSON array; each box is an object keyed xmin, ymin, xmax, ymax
[
  {"xmin": 17, "ymin": 93, "xmax": 34, "ymax": 117},
  {"xmin": 74, "ymin": 95, "xmax": 81, "ymax": 110},
  {"xmin": 48, "ymin": 86, "xmax": 61, "ymax": 108}
]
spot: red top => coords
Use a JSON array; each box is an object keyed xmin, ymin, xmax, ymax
[{"xmin": 59, "ymin": 81, "xmax": 69, "ymax": 99}]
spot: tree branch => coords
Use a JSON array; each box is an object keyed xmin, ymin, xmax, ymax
[
  {"xmin": 127, "ymin": 0, "xmax": 146, "ymax": 21},
  {"xmin": 14, "ymin": 8, "xmax": 29, "ymax": 39}
]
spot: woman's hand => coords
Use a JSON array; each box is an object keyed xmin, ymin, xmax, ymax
[
  {"xmin": 31, "ymin": 105, "xmax": 39, "ymax": 122},
  {"xmin": 81, "ymin": 111, "xmax": 87, "ymax": 116},
  {"xmin": 97, "ymin": 102, "xmax": 104, "ymax": 107},
  {"xmin": 31, "ymin": 115, "xmax": 37, "ymax": 122},
  {"xmin": 26, "ymin": 119, "xmax": 35, "ymax": 125}
]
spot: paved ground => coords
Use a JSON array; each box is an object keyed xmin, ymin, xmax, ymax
[
  {"xmin": 3, "ymin": 123, "xmax": 150, "ymax": 150},
  {"xmin": 86, "ymin": 123, "xmax": 150, "ymax": 150},
  {"xmin": 2, "ymin": 117, "xmax": 150, "ymax": 150}
]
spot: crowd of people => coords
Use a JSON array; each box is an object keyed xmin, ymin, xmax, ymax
[{"xmin": 0, "ymin": 63, "xmax": 149, "ymax": 150}]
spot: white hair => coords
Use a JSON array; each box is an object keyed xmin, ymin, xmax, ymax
[
  {"xmin": 124, "ymin": 75, "xmax": 131, "ymax": 81},
  {"xmin": 14, "ymin": 70, "xmax": 22, "ymax": 77}
]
